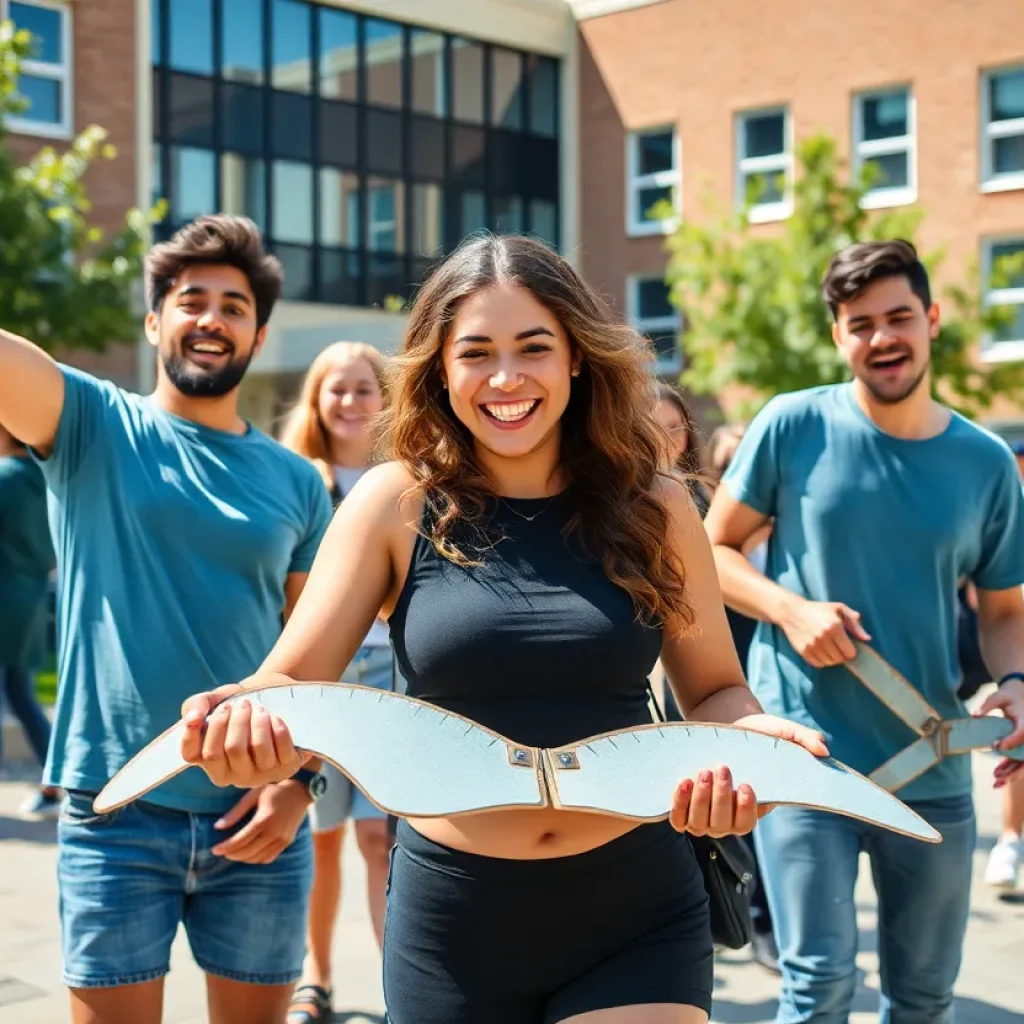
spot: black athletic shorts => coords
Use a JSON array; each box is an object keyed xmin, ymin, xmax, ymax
[{"xmin": 382, "ymin": 818, "xmax": 713, "ymax": 1023}]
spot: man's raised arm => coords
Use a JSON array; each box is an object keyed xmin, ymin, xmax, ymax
[{"xmin": 0, "ymin": 329, "xmax": 66, "ymax": 455}]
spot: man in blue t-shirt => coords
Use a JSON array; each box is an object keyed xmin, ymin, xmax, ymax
[
  {"xmin": 705, "ymin": 239, "xmax": 1024, "ymax": 1023},
  {"xmin": 0, "ymin": 215, "xmax": 333, "ymax": 1024}
]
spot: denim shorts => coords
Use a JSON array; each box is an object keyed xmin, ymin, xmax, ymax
[
  {"xmin": 309, "ymin": 644, "xmax": 395, "ymax": 834},
  {"xmin": 57, "ymin": 790, "xmax": 313, "ymax": 989}
]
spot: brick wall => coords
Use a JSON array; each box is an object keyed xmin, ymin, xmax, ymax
[
  {"xmin": 578, "ymin": 0, "xmax": 1024, "ymax": 423},
  {"xmin": 7, "ymin": 0, "xmax": 140, "ymax": 388}
]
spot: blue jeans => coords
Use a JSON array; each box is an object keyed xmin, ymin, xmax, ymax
[
  {"xmin": 0, "ymin": 665, "xmax": 52, "ymax": 767},
  {"xmin": 58, "ymin": 791, "xmax": 313, "ymax": 988},
  {"xmin": 755, "ymin": 795, "xmax": 975, "ymax": 1023}
]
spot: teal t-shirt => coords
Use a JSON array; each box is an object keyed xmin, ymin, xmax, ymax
[
  {"xmin": 0, "ymin": 455, "xmax": 55, "ymax": 668},
  {"xmin": 723, "ymin": 383, "xmax": 1024, "ymax": 801},
  {"xmin": 36, "ymin": 366, "xmax": 333, "ymax": 813}
]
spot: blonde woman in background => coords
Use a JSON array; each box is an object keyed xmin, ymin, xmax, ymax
[{"xmin": 279, "ymin": 342, "xmax": 394, "ymax": 1024}]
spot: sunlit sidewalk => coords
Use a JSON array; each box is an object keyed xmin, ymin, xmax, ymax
[{"xmin": 0, "ymin": 716, "xmax": 1021, "ymax": 1022}]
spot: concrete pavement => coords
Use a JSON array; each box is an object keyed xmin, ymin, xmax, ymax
[{"xmin": 1, "ymin": 729, "xmax": 1022, "ymax": 1022}]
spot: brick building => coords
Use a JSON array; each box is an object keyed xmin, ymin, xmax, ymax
[
  {"xmin": 576, "ymin": 0, "xmax": 1024, "ymax": 431},
  {"xmin": 3, "ymin": 0, "xmax": 1024, "ymax": 434}
]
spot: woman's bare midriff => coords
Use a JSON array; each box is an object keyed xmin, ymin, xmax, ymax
[{"xmin": 405, "ymin": 806, "xmax": 646, "ymax": 860}]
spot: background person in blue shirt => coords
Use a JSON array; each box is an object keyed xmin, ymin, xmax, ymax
[
  {"xmin": 0, "ymin": 422, "xmax": 59, "ymax": 816},
  {"xmin": 0, "ymin": 215, "xmax": 333, "ymax": 1024},
  {"xmin": 704, "ymin": 240, "xmax": 1024, "ymax": 1024}
]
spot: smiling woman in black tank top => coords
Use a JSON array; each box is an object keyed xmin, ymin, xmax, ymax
[{"xmin": 180, "ymin": 235, "xmax": 827, "ymax": 1024}]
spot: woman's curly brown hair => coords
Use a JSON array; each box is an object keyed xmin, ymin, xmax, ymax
[{"xmin": 380, "ymin": 234, "xmax": 692, "ymax": 632}]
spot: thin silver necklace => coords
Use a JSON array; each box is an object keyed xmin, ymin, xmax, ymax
[{"xmin": 498, "ymin": 495, "xmax": 556, "ymax": 522}]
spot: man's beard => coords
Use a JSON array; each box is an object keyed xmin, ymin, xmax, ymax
[
  {"xmin": 161, "ymin": 333, "xmax": 256, "ymax": 399},
  {"xmin": 858, "ymin": 357, "xmax": 929, "ymax": 406}
]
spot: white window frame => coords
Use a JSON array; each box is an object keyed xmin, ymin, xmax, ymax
[
  {"xmin": 627, "ymin": 273, "xmax": 682, "ymax": 375},
  {"xmin": 853, "ymin": 86, "xmax": 916, "ymax": 209},
  {"xmin": 981, "ymin": 236, "xmax": 1024, "ymax": 363},
  {"xmin": 2, "ymin": 0, "xmax": 73, "ymax": 139},
  {"xmin": 735, "ymin": 106, "xmax": 792, "ymax": 224},
  {"xmin": 981, "ymin": 63, "xmax": 1024, "ymax": 194},
  {"xmin": 625, "ymin": 126, "xmax": 680, "ymax": 237}
]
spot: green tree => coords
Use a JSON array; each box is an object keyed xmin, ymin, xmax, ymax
[
  {"xmin": 664, "ymin": 132, "xmax": 1024, "ymax": 420},
  {"xmin": 0, "ymin": 20, "xmax": 162, "ymax": 352}
]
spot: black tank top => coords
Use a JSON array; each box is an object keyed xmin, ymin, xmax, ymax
[{"xmin": 388, "ymin": 491, "xmax": 664, "ymax": 748}]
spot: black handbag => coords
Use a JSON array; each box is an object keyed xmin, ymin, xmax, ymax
[{"xmin": 647, "ymin": 683, "xmax": 755, "ymax": 950}]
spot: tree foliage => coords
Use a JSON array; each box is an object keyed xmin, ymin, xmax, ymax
[
  {"xmin": 664, "ymin": 132, "xmax": 1024, "ymax": 420},
  {"xmin": 0, "ymin": 20, "xmax": 163, "ymax": 352}
]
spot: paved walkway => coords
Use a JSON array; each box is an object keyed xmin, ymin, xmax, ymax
[{"xmin": 1, "ymin": 727, "xmax": 1021, "ymax": 1021}]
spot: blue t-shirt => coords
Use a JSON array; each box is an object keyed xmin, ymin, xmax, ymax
[
  {"xmin": 36, "ymin": 366, "xmax": 333, "ymax": 813},
  {"xmin": 723, "ymin": 383, "xmax": 1024, "ymax": 801}
]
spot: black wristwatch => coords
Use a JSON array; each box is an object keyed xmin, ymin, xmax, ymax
[
  {"xmin": 291, "ymin": 767, "xmax": 327, "ymax": 801},
  {"xmin": 997, "ymin": 672, "xmax": 1024, "ymax": 689}
]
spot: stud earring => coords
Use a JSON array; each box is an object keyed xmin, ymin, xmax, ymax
[{"xmin": 571, "ymin": 368, "xmax": 581, "ymax": 378}]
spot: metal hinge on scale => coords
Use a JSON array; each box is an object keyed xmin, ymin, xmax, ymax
[{"xmin": 845, "ymin": 642, "xmax": 1024, "ymax": 792}]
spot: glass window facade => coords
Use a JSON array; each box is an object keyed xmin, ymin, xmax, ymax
[{"xmin": 151, "ymin": 0, "xmax": 561, "ymax": 308}]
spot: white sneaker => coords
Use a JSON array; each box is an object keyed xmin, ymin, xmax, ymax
[{"xmin": 984, "ymin": 836, "xmax": 1024, "ymax": 889}]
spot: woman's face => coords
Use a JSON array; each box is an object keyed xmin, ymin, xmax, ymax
[
  {"xmin": 654, "ymin": 398, "xmax": 689, "ymax": 465},
  {"xmin": 441, "ymin": 283, "xmax": 577, "ymax": 464},
  {"xmin": 317, "ymin": 358, "xmax": 384, "ymax": 445}
]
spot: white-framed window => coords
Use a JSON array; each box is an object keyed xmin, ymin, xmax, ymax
[
  {"xmin": 2, "ymin": 0, "xmax": 72, "ymax": 138},
  {"xmin": 981, "ymin": 237, "xmax": 1024, "ymax": 362},
  {"xmin": 628, "ymin": 273, "xmax": 682, "ymax": 373},
  {"xmin": 853, "ymin": 86, "xmax": 915, "ymax": 208},
  {"xmin": 626, "ymin": 127, "xmax": 680, "ymax": 236},
  {"xmin": 735, "ymin": 106, "xmax": 791, "ymax": 223},
  {"xmin": 981, "ymin": 64, "xmax": 1024, "ymax": 193}
]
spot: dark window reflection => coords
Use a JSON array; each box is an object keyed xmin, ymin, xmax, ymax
[
  {"xmin": 492, "ymin": 49, "xmax": 523, "ymax": 130},
  {"xmin": 321, "ymin": 248, "xmax": 362, "ymax": 305},
  {"xmin": 366, "ymin": 107, "xmax": 403, "ymax": 176},
  {"xmin": 222, "ymin": 0, "xmax": 264, "ymax": 84},
  {"xmin": 168, "ymin": 73, "xmax": 215, "ymax": 148},
  {"xmin": 169, "ymin": 0, "xmax": 213, "ymax": 76},
  {"xmin": 529, "ymin": 199, "xmax": 557, "ymax": 246},
  {"xmin": 320, "ymin": 7, "xmax": 358, "ymax": 101},
  {"xmin": 367, "ymin": 252, "xmax": 407, "ymax": 308},
  {"xmin": 410, "ymin": 115, "xmax": 445, "ymax": 181},
  {"xmin": 272, "ymin": 91, "xmax": 313, "ymax": 161},
  {"xmin": 451, "ymin": 38, "xmax": 484, "ymax": 124},
  {"xmin": 222, "ymin": 83, "xmax": 265, "ymax": 154},
  {"xmin": 493, "ymin": 195, "xmax": 523, "ymax": 234},
  {"xmin": 152, "ymin": 0, "xmax": 162, "ymax": 65},
  {"xmin": 318, "ymin": 100, "xmax": 359, "ymax": 169},
  {"xmin": 276, "ymin": 244, "xmax": 315, "ymax": 301},
  {"xmin": 461, "ymin": 191, "xmax": 486, "ymax": 236},
  {"xmin": 451, "ymin": 124, "xmax": 485, "ymax": 186},
  {"xmin": 489, "ymin": 130, "xmax": 522, "ymax": 194},
  {"xmin": 521, "ymin": 135, "xmax": 559, "ymax": 200},
  {"xmin": 366, "ymin": 19, "xmax": 403, "ymax": 108},
  {"xmin": 272, "ymin": 0, "xmax": 312, "ymax": 94},
  {"xmin": 526, "ymin": 55, "xmax": 557, "ymax": 137},
  {"xmin": 411, "ymin": 29, "xmax": 445, "ymax": 116}
]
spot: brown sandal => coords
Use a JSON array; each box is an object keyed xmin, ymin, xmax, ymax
[{"xmin": 286, "ymin": 983, "xmax": 333, "ymax": 1023}]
